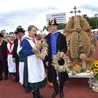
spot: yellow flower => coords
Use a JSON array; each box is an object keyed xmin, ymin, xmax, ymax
[
  {"xmin": 93, "ymin": 69, "xmax": 98, "ymax": 74},
  {"xmin": 91, "ymin": 61, "xmax": 98, "ymax": 80},
  {"xmin": 93, "ymin": 61, "xmax": 98, "ymax": 68},
  {"xmin": 94, "ymin": 64, "xmax": 98, "ymax": 68}
]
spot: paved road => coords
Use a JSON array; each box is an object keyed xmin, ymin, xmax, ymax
[{"xmin": 0, "ymin": 77, "xmax": 98, "ymax": 98}]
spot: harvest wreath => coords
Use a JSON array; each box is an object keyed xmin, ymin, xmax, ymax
[
  {"xmin": 52, "ymin": 51, "xmax": 69, "ymax": 72},
  {"xmin": 33, "ymin": 40, "xmax": 48, "ymax": 59}
]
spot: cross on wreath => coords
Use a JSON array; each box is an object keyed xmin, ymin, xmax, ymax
[{"xmin": 70, "ymin": 6, "xmax": 81, "ymax": 16}]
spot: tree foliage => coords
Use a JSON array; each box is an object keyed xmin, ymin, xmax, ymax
[
  {"xmin": 84, "ymin": 15, "xmax": 98, "ymax": 29},
  {"xmin": 57, "ymin": 23, "xmax": 66, "ymax": 30}
]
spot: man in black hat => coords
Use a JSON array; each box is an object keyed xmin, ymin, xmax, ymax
[
  {"xmin": 0, "ymin": 33, "xmax": 8, "ymax": 81},
  {"xmin": 45, "ymin": 19, "xmax": 69, "ymax": 98},
  {"xmin": 13, "ymin": 26, "xmax": 25, "ymax": 82}
]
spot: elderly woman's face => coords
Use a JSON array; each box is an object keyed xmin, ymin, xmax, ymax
[{"xmin": 10, "ymin": 35, "xmax": 16, "ymax": 41}]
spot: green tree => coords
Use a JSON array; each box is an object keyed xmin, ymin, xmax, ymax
[
  {"xmin": 57, "ymin": 23, "xmax": 66, "ymax": 30},
  {"xmin": 84, "ymin": 15, "xmax": 98, "ymax": 29}
]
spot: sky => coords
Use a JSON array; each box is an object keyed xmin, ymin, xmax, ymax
[{"xmin": 0, "ymin": 0, "xmax": 98, "ymax": 32}]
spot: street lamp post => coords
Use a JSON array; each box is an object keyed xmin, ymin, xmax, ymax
[{"xmin": 95, "ymin": 14, "xmax": 98, "ymax": 29}]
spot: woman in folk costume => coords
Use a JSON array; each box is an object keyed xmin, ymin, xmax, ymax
[
  {"xmin": 22, "ymin": 25, "xmax": 46, "ymax": 98},
  {"xmin": 13, "ymin": 26, "xmax": 25, "ymax": 83},
  {"xmin": 45, "ymin": 19, "xmax": 69, "ymax": 98},
  {"xmin": 16, "ymin": 31, "xmax": 25, "ymax": 85},
  {"xmin": 0, "ymin": 33, "xmax": 8, "ymax": 81},
  {"xmin": 24, "ymin": 34, "xmax": 43, "ymax": 93},
  {"xmin": 15, "ymin": 27, "xmax": 30, "ymax": 93},
  {"xmin": 7, "ymin": 34, "xmax": 16, "ymax": 75}
]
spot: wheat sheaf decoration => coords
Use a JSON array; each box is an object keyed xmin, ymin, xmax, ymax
[
  {"xmin": 52, "ymin": 51, "xmax": 69, "ymax": 72},
  {"xmin": 33, "ymin": 40, "xmax": 48, "ymax": 60}
]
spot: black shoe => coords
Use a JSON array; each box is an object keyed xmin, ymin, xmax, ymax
[
  {"xmin": 36, "ymin": 90, "xmax": 43, "ymax": 98},
  {"xmin": 60, "ymin": 91, "xmax": 64, "ymax": 98},
  {"xmin": 0, "ymin": 77, "xmax": 2, "ymax": 81},
  {"xmin": 38, "ymin": 95, "xmax": 43, "ymax": 98},
  {"xmin": 37, "ymin": 93, "xmax": 43, "ymax": 98},
  {"xmin": 52, "ymin": 90, "xmax": 58, "ymax": 98},
  {"xmin": 25, "ymin": 89, "xmax": 31, "ymax": 93},
  {"xmin": 32, "ymin": 91, "xmax": 38, "ymax": 98}
]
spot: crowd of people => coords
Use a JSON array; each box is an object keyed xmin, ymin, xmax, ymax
[{"xmin": 0, "ymin": 20, "xmax": 69, "ymax": 98}]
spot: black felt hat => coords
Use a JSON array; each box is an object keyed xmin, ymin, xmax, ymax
[
  {"xmin": 15, "ymin": 26, "xmax": 25, "ymax": 34},
  {"xmin": 48, "ymin": 18, "xmax": 58, "ymax": 26}
]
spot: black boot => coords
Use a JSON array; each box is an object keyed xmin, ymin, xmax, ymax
[
  {"xmin": 32, "ymin": 91, "xmax": 38, "ymax": 98},
  {"xmin": 60, "ymin": 90, "xmax": 64, "ymax": 98},
  {"xmin": 25, "ymin": 88, "xmax": 31, "ymax": 93},
  {"xmin": 36, "ymin": 90, "xmax": 43, "ymax": 98},
  {"xmin": 0, "ymin": 76, "xmax": 2, "ymax": 81},
  {"xmin": 60, "ymin": 81, "xmax": 64, "ymax": 98},
  {"xmin": 52, "ymin": 83, "xmax": 58, "ymax": 98}
]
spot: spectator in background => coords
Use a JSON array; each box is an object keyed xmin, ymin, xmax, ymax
[
  {"xmin": 13, "ymin": 26, "xmax": 25, "ymax": 83},
  {"xmin": 0, "ymin": 30, "xmax": 6, "ymax": 37},
  {"xmin": 7, "ymin": 34, "xmax": 16, "ymax": 76},
  {"xmin": 0, "ymin": 33, "xmax": 8, "ymax": 81},
  {"xmin": 0, "ymin": 30, "xmax": 8, "ymax": 42},
  {"xmin": 96, "ymin": 31, "xmax": 98, "ymax": 40}
]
